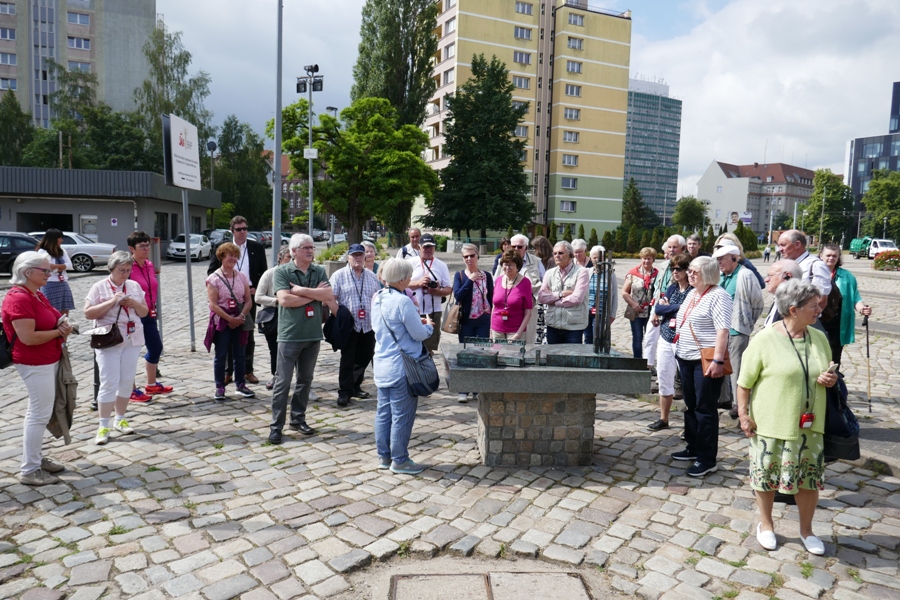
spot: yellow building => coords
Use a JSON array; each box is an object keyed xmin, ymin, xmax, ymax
[{"xmin": 421, "ymin": 0, "xmax": 631, "ymax": 237}]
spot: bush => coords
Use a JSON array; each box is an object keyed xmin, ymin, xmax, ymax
[
  {"xmin": 588, "ymin": 228, "xmax": 599, "ymax": 248},
  {"xmin": 549, "ymin": 222, "xmax": 558, "ymax": 245},
  {"xmin": 563, "ymin": 224, "xmax": 573, "ymax": 243},
  {"xmin": 601, "ymin": 230, "xmax": 614, "ymax": 251},
  {"xmin": 873, "ymin": 250, "xmax": 900, "ymax": 271},
  {"xmin": 434, "ymin": 235, "xmax": 448, "ymax": 252},
  {"xmin": 577, "ymin": 224, "xmax": 585, "ymax": 240},
  {"xmin": 626, "ymin": 225, "xmax": 639, "ymax": 253},
  {"xmin": 316, "ymin": 242, "xmax": 348, "ymax": 262},
  {"xmin": 639, "ymin": 230, "xmax": 651, "ymax": 250},
  {"xmin": 614, "ymin": 229, "xmax": 626, "ymax": 252}
]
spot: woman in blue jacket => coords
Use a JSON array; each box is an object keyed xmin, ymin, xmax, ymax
[{"xmin": 452, "ymin": 243, "xmax": 494, "ymax": 403}]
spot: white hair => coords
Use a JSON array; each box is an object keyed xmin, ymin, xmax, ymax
[
  {"xmin": 666, "ymin": 234, "xmax": 686, "ymax": 249},
  {"xmin": 510, "ymin": 233, "xmax": 529, "ymax": 247},
  {"xmin": 380, "ymin": 257, "xmax": 413, "ymax": 284},
  {"xmin": 554, "ymin": 241, "xmax": 573, "ymax": 257},
  {"xmin": 10, "ymin": 251, "xmax": 48, "ymax": 285},
  {"xmin": 107, "ymin": 251, "xmax": 134, "ymax": 271},
  {"xmin": 571, "ymin": 238, "xmax": 587, "ymax": 251},
  {"xmin": 289, "ymin": 233, "xmax": 314, "ymax": 251},
  {"xmin": 590, "ymin": 245, "xmax": 605, "ymax": 258}
]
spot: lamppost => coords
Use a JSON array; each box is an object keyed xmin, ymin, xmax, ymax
[
  {"xmin": 701, "ymin": 199, "xmax": 711, "ymax": 234},
  {"xmin": 297, "ymin": 64, "xmax": 324, "ymax": 237},
  {"xmin": 326, "ymin": 106, "xmax": 338, "ymax": 246},
  {"xmin": 802, "ymin": 210, "xmax": 808, "ymax": 232},
  {"xmin": 767, "ymin": 191, "xmax": 780, "ymax": 245},
  {"xmin": 207, "ymin": 140, "xmax": 217, "ymax": 228},
  {"xmin": 884, "ymin": 216, "xmax": 888, "ymax": 239}
]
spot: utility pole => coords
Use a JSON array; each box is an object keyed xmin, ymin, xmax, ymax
[
  {"xmin": 818, "ymin": 184, "xmax": 826, "ymax": 247},
  {"xmin": 272, "ymin": 0, "xmax": 284, "ymax": 265},
  {"xmin": 297, "ymin": 65, "xmax": 324, "ymax": 238}
]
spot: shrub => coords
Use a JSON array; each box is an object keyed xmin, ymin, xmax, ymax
[
  {"xmin": 577, "ymin": 224, "xmax": 585, "ymax": 240},
  {"xmin": 873, "ymin": 250, "xmax": 900, "ymax": 271},
  {"xmin": 317, "ymin": 242, "xmax": 348, "ymax": 262},
  {"xmin": 626, "ymin": 225, "xmax": 639, "ymax": 254},
  {"xmin": 601, "ymin": 230, "xmax": 614, "ymax": 251},
  {"xmin": 588, "ymin": 228, "xmax": 599, "ymax": 248},
  {"xmin": 434, "ymin": 235, "xmax": 448, "ymax": 252}
]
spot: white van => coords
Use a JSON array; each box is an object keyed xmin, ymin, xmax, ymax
[{"xmin": 869, "ymin": 238, "xmax": 897, "ymax": 258}]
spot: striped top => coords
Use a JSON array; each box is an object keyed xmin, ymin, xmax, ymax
[{"xmin": 674, "ymin": 286, "xmax": 733, "ymax": 360}]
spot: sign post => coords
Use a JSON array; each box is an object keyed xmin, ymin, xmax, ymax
[{"xmin": 162, "ymin": 114, "xmax": 201, "ymax": 352}]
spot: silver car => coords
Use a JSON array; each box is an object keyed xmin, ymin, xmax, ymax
[
  {"xmin": 166, "ymin": 234, "xmax": 212, "ymax": 261},
  {"xmin": 28, "ymin": 231, "xmax": 117, "ymax": 273}
]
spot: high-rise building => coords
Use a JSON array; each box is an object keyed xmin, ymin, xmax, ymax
[
  {"xmin": 0, "ymin": 0, "xmax": 155, "ymax": 128},
  {"xmin": 624, "ymin": 77, "xmax": 681, "ymax": 225},
  {"xmin": 844, "ymin": 82, "xmax": 900, "ymax": 207},
  {"xmin": 422, "ymin": 0, "xmax": 632, "ymax": 236}
]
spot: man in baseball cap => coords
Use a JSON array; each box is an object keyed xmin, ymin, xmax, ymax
[{"xmin": 406, "ymin": 232, "xmax": 451, "ymax": 353}]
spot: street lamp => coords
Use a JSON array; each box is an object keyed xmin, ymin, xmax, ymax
[
  {"xmin": 325, "ymin": 106, "xmax": 338, "ymax": 246},
  {"xmin": 207, "ymin": 140, "xmax": 217, "ymax": 228},
  {"xmin": 701, "ymin": 200, "xmax": 711, "ymax": 234},
  {"xmin": 297, "ymin": 64, "xmax": 324, "ymax": 237},
  {"xmin": 884, "ymin": 216, "xmax": 888, "ymax": 239}
]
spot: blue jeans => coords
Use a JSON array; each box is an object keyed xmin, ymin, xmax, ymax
[
  {"xmin": 677, "ymin": 357, "xmax": 725, "ymax": 466},
  {"xmin": 141, "ymin": 315, "xmax": 163, "ymax": 364},
  {"xmin": 458, "ymin": 313, "xmax": 491, "ymax": 342},
  {"xmin": 545, "ymin": 326, "xmax": 583, "ymax": 344},
  {"xmin": 214, "ymin": 327, "xmax": 246, "ymax": 388},
  {"xmin": 630, "ymin": 316, "xmax": 649, "ymax": 358},
  {"xmin": 374, "ymin": 380, "xmax": 418, "ymax": 465},
  {"xmin": 583, "ymin": 313, "xmax": 595, "ymax": 344}
]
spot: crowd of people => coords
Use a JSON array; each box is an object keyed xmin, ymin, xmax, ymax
[{"xmin": 1, "ymin": 223, "xmax": 875, "ymax": 553}]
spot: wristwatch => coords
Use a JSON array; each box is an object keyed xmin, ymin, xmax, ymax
[{"xmin": 713, "ymin": 359, "xmax": 724, "ymax": 365}]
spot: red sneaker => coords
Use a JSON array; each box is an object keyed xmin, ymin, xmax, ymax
[
  {"xmin": 145, "ymin": 382, "xmax": 173, "ymax": 395},
  {"xmin": 130, "ymin": 388, "xmax": 152, "ymax": 403}
]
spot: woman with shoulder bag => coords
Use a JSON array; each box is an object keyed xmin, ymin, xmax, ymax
[
  {"xmin": 205, "ymin": 242, "xmax": 255, "ymax": 402},
  {"xmin": 671, "ymin": 256, "xmax": 732, "ymax": 478},
  {"xmin": 452, "ymin": 244, "xmax": 494, "ymax": 403},
  {"xmin": 2, "ymin": 252, "xmax": 74, "ymax": 485},
  {"xmin": 737, "ymin": 279, "xmax": 836, "ymax": 555},
  {"xmin": 84, "ymin": 251, "xmax": 148, "ymax": 445},
  {"xmin": 256, "ymin": 246, "xmax": 292, "ymax": 390},
  {"xmin": 818, "ymin": 243, "xmax": 871, "ymax": 367},
  {"xmin": 371, "ymin": 258, "xmax": 434, "ymax": 476},
  {"xmin": 622, "ymin": 247, "xmax": 658, "ymax": 359}
]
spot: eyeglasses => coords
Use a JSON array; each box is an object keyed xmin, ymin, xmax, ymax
[
  {"xmin": 552, "ymin": 251, "xmax": 567, "ymax": 256},
  {"xmin": 233, "ymin": 227, "xmax": 248, "ymax": 232},
  {"xmin": 512, "ymin": 245, "xmax": 525, "ymax": 249},
  {"xmin": 134, "ymin": 243, "xmax": 151, "ymax": 250},
  {"xmin": 687, "ymin": 269, "xmax": 700, "ymax": 275},
  {"xmin": 295, "ymin": 246, "xmax": 315, "ymax": 251},
  {"xmin": 462, "ymin": 254, "xmax": 476, "ymax": 259},
  {"xmin": 114, "ymin": 267, "xmax": 132, "ymax": 275},
  {"xmin": 32, "ymin": 268, "xmax": 52, "ymax": 276}
]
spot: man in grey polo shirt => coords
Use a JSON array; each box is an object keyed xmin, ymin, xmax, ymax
[{"xmin": 268, "ymin": 234, "xmax": 337, "ymax": 445}]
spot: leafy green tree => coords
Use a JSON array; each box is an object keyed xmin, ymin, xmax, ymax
[
  {"xmin": 266, "ymin": 99, "xmax": 310, "ymax": 166},
  {"xmin": 622, "ymin": 177, "xmax": 659, "ymax": 230},
  {"xmin": 133, "ymin": 22, "xmax": 214, "ymax": 176},
  {"xmin": 535, "ymin": 224, "xmax": 544, "ymax": 237},
  {"xmin": 801, "ymin": 169, "xmax": 854, "ymax": 244},
  {"xmin": 213, "ymin": 115, "xmax": 272, "ymax": 228},
  {"xmin": 423, "ymin": 54, "xmax": 531, "ymax": 240},
  {"xmin": 649, "ymin": 229, "xmax": 662, "ymax": 253},
  {"xmin": 213, "ymin": 202, "xmax": 236, "ymax": 228},
  {"xmin": 601, "ymin": 230, "xmax": 614, "ymax": 252},
  {"xmin": 773, "ymin": 210, "xmax": 794, "ymax": 230},
  {"xmin": 626, "ymin": 225, "xmax": 639, "ymax": 254},
  {"xmin": 549, "ymin": 223, "xmax": 558, "ymax": 245},
  {"xmin": 314, "ymin": 97, "xmax": 438, "ymax": 244},
  {"xmin": 588, "ymin": 228, "xmax": 599, "ymax": 248},
  {"xmin": 672, "ymin": 195, "xmax": 707, "ymax": 231},
  {"xmin": 577, "ymin": 224, "xmax": 585, "ymax": 240},
  {"xmin": 639, "ymin": 230, "xmax": 651, "ymax": 250},
  {"xmin": 0, "ymin": 90, "xmax": 34, "ymax": 166},
  {"xmin": 862, "ymin": 169, "xmax": 900, "ymax": 241},
  {"xmin": 506, "ymin": 225, "xmax": 515, "ymax": 240},
  {"xmin": 562, "ymin": 224, "xmax": 572, "ymax": 243},
  {"xmin": 614, "ymin": 228, "xmax": 626, "ymax": 252},
  {"xmin": 704, "ymin": 225, "xmax": 715, "ymax": 253}
]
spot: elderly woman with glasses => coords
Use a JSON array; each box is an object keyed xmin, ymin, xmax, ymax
[
  {"xmin": 84, "ymin": 251, "xmax": 148, "ymax": 445},
  {"xmin": 671, "ymin": 256, "xmax": 732, "ymax": 477},
  {"xmin": 2, "ymin": 252, "xmax": 74, "ymax": 485},
  {"xmin": 453, "ymin": 243, "xmax": 494, "ymax": 403},
  {"xmin": 737, "ymin": 279, "xmax": 836, "ymax": 555}
]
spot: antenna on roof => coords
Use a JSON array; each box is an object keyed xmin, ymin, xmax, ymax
[{"xmin": 763, "ymin": 139, "xmax": 767, "ymax": 165}]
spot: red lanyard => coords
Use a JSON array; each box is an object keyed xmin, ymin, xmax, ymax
[
  {"xmin": 677, "ymin": 286, "xmax": 711, "ymax": 331},
  {"xmin": 503, "ymin": 274, "xmax": 519, "ymax": 308},
  {"xmin": 109, "ymin": 280, "xmax": 129, "ymax": 318}
]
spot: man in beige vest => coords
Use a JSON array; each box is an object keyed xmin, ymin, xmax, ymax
[
  {"xmin": 496, "ymin": 234, "xmax": 542, "ymax": 345},
  {"xmin": 537, "ymin": 241, "xmax": 589, "ymax": 344}
]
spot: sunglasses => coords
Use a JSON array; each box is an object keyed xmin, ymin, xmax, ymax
[
  {"xmin": 233, "ymin": 227, "xmax": 248, "ymax": 232},
  {"xmin": 462, "ymin": 254, "xmax": 476, "ymax": 259},
  {"xmin": 512, "ymin": 244, "xmax": 525, "ymax": 249},
  {"xmin": 672, "ymin": 267, "xmax": 685, "ymax": 272}
]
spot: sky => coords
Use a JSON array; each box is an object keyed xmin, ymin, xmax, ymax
[{"xmin": 156, "ymin": 0, "xmax": 900, "ymax": 198}]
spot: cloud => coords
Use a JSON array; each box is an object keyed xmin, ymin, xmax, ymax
[{"xmin": 629, "ymin": 0, "xmax": 900, "ymax": 197}]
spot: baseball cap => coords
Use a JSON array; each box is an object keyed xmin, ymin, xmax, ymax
[
  {"xmin": 420, "ymin": 234, "xmax": 437, "ymax": 246},
  {"xmin": 347, "ymin": 243, "xmax": 365, "ymax": 255}
]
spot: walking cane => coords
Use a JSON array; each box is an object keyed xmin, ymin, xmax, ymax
[{"xmin": 863, "ymin": 312, "xmax": 872, "ymax": 413}]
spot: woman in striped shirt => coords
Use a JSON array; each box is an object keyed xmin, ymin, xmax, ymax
[{"xmin": 671, "ymin": 256, "xmax": 732, "ymax": 478}]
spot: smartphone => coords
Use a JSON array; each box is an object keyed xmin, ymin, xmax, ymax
[{"xmin": 826, "ymin": 363, "xmax": 839, "ymax": 374}]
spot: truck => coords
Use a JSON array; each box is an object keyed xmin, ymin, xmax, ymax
[{"xmin": 849, "ymin": 236, "xmax": 898, "ymax": 259}]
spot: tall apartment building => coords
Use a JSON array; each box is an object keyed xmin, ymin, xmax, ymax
[
  {"xmin": 624, "ymin": 77, "xmax": 681, "ymax": 225},
  {"xmin": 844, "ymin": 82, "xmax": 900, "ymax": 208},
  {"xmin": 423, "ymin": 0, "xmax": 632, "ymax": 236},
  {"xmin": 0, "ymin": 0, "xmax": 155, "ymax": 128}
]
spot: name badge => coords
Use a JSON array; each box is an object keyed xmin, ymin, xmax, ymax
[
  {"xmin": 358, "ymin": 309, "xmax": 367, "ymax": 320},
  {"xmin": 306, "ymin": 306, "xmax": 315, "ymax": 318},
  {"xmin": 58, "ymin": 272, "xmax": 65, "ymax": 282},
  {"xmin": 127, "ymin": 321, "xmax": 136, "ymax": 334},
  {"xmin": 227, "ymin": 298, "xmax": 236, "ymax": 310},
  {"xmin": 149, "ymin": 306, "xmax": 157, "ymax": 318},
  {"xmin": 590, "ymin": 307, "xmax": 596, "ymax": 316},
  {"xmin": 500, "ymin": 310, "xmax": 509, "ymax": 321},
  {"xmin": 668, "ymin": 320, "xmax": 675, "ymax": 328}
]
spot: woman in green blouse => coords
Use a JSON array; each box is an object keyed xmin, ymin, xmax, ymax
[
  {"xmin": 736, "ymin": 279, "xmax": 838, "ymax": 556},
  {"xmin": 818, "ymin": 243, "xmax": 872, "ymax": 366}
]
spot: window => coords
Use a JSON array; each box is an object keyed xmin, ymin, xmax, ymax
[
  {"xmin": 565, "ymin": 84, "xmax": 581, "ymax": 97},
  {"xmin": 892, "ymin": 140, "xmax": 900, "ymax": 156},
  {"xmin": 68, "ymin": 61, "xmax": 91, "ymax": 73},
  {"xmin": 568, "ymin": 13, "xmax": 584, "ymax": 26},
  {"xmin": 514, "ymin": 26, "xmax": 532, "ymax": 40},
  {"xmin": 445, "ymin": 0, "xmax": 456, "ymax": 9},
  {"xmin": 0, "ymin": 3, "xmax": 13, "ymax": 14},
  {"xmin": 443, "ymin": 68, "xmax": 454, "ymax": 85},
  {"xmin": 67, "ymin": 12, "xmax": 90, "ymax": 25},
  {"xmin": 445, "ymin": 17, "xmax": 456, "ymax": 35},
  {"xmin": 566, "ymin": 60, "xmax": 582, "ymax": 73},
  {"xmin": 443, "ymin": 43, "xmax": 455, "ymax": 60},
  {"xmin": 519, "ymin": 149, "xmax": 527, "ymax": 162},
  {"xmin": 564, "ymin": 107, "xmax": 580, "ymax": 120},
  {"xmin": 563, "ymin": 131, "xmax": 579, "ymax": 143},
  {"xmin": 567, "ymin": 37, "xmax": 583, "ymax": 50},
  {"xmin": 863, "ymin": 142, "xmax": 883, "ymax": 158},
  {"xmin": 0, "ymin": 52, "xmax": 15, "ymax": 65},
  {"xmin": 513, "ymin": 51, "xmax": 531, "ymax": 65},
  {"xmin": 560, "ymin": 201, "xmax": 577, "ymax": 212},
  {"xmin": 716, "ymin": 185, "xmax": 723, "ymax": 193},
  {"xmin": 0, "ymin": 28, "xmax": 14, "ymax": 40},
  {"xmin": 0, "ymin": 78, "xmax": 15, "ymax": 90},
  {"xmin": 68, "ymin": 37, "xmax": 91, "ymax": 50},
  {"xmin": 562, "ymin": 154, "xmax": 578, "ymax": 166},
  {"xmin": 515, "ymin": 2, "xmax": 533, "ymax": 15},
  {"xmin": 512, "ymin": 100, "xmax": 527, "ymax": 111},
  {"xmin": 513, "ymin": 76, "xmax": 530, "ymax": 89},
  {"xmin": 514, "ymin": 125, "xmax": 528, "ymax": 137},
  {"xmin": 561, "ymin": 177, "xmax": 577, "ymax": 190},
  {"xmin": 878, "ymin": 158, "xmax": 890, "ymax": 170}
]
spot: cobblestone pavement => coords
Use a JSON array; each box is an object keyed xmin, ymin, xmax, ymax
[{"xmin": 0, "ymin": 255, "xmax": 897, "ymax": 600}]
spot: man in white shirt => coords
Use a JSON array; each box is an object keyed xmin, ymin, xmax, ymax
[
  {"xmin": 406, "ymin": 234, "xmax": 451, "ymax": 352},
  {"xmin": 496, "ymin": 234, "xmax": 542, "ymax": 345},
  {"xmin": 777, "ymin": 230, "xmax": 831, "ymax": 306},
  {"xmin": 396, "ymin": 227, "xmax": 422, "ymax": 260}
]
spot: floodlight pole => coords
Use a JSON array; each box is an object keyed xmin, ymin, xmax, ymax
[
  {"xmin": 308, "ymin": 71, "xmax": 314, "ymax": 238},
  {"xmin": 272, "ymin": 0, "xmax": 284, "ymax": 265}
]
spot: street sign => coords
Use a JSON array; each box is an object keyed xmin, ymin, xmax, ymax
[
  {"xmin": 304, "ymin": 148, "xmax": 318, "ymax": 159},
  {"xmin": 162, "ymin": 114, "xmax": 201, "ymax": 190}
]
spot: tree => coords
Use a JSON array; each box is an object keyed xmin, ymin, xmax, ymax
[
  {"xmin": 672, "ymin": 195, "xmax": 707, "ymax": 231},
  {"xmin": 639, "ymin": 230, "xmax": 651, "ymax": 250},
  {"xmin": 266, "ymin": 99, "xmax": 310, "ymax": 165},
  {"xmin": 588, "ymin": 228, "xmax": 599, "ymax": 248},
  {"xmin": 577, "ymin": 224, "xmax": 585, "ymax": 240},
  {"xmin": 0, "ymin": 91, "xmax": 34, "ymax": 166},
  {"xmin": 704, "ymin": 225, "xmax": 715, "ymax": 253},
  {"xmin": 773, "ymin": 210, "xmax": 794, "ymax": 230},
  {"xmin": 601, "ymin": 230, "xmax": 614, "ymax": 252},
  {"xmin": 213, "ymin": 115, "xmax": 272, "ymax": 228},
  {"xmin": 422, "ymin": 54, "xmax": 531, "ymax": 240},
  {"xmin": 649, "ymin": 229, "xmax": 662, "ymax": 253},
  {"xmin": 622, "ymin": 177, "xmax": 659, "ymax": 230},
  {"xmin": 506, "ymin": 225, "xmax": 515, "ymax": 240},
  {"xmin": 133, "ymin": 23, "xmax": 214, "ymax": 175},
  {"xmin": 614, "ymin": 228, "xmax": 626, "ymax": 252},
  {"xmin": 563, "ymin": 224, "xmax": 573, "ymax": 243},
  {"xmin": 799, "ymin": 169, "xmax": 854, "ymax": 245},
  {"xmin": 862, "ymin": 169, "xmax": 900, "ymax": 241},
  {"xmin": 549, "ymin": 223, "xmax": 558, "ymax": 245},
  {"xmin": 626, "ymin": 225, "xmax": 639, "ymax": 254},
  {"xmin": 313, "ymin": 97, "xmax": 438, "ymax": 244},
  {"xmin": 535, "ymin": 224, "xmax": 544, "ymax": 237}
]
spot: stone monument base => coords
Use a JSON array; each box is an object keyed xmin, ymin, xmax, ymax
[{"xmin": 476, "ymin": 392, "xmax": 596, "ymax": 467}]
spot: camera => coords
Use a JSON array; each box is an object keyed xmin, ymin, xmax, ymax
[{"xmin": 427, "ymin": 280, "xmax": 439, "ymax": 289}]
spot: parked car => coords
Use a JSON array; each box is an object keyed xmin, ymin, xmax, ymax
[
  {"xmin": 206, "ymin": 229, "xmax": 233, "ymax": 246},
  {"xmin": 0, "ymin": 232, "xmax": 41, "ymax": 274},
  {"xmin": 331, "ymin": 233, "xmax": 347, "ymax": 245},
  {"xmin": 249, "ymin": 231, "xmax": 270, "ymax": 247},
  {"xmin": 312, "ymin": 229, "xmax": 327, "ymax": 242},
  {"xmin": 166, "ymin": 234, "xmax": 212, "ymax": 261},
  {"xmin": 28, "ymin": 231, "xmax": 116, "ymax": 272}
]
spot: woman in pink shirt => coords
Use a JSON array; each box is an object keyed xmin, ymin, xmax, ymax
[{"xmin": 491, "ymin": 249, "xmax": 533, "ymax": 340}]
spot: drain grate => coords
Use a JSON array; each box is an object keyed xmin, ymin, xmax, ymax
[{"xmin": 389, "ymin": 572, "xmax": 592, "ymax": 600}]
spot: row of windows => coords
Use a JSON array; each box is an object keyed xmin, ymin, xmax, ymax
[
  {"xmin": 515, "ymin": 1, "xmax": 533, "ymax": 15},
  {"xmin": 514, "ymin": 26, "xmax": 531, "ymax": 40},
  {"xmin": 0, "ymin": 77, "xmax": 15, "ymax": 90},
  {"xmin": 68, "ymin": 36, "xmax": 90, "ymax": 50},
  {"xmin": 0, "ymin": 2, "xmax": 13, "ymax": 15}
]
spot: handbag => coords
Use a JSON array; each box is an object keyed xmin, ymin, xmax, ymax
[
  {"xmin": 689, "ymin": 323, "xmax": 732, "ymax": 376},
  {"xmin": 215, "ymin": 272, "xmax": 254, "ymax": 331},
  {"xmin": 824, "ymin": 372, "xmax": 860, "ymax": 461},
  {"xmin": 91, "ymin": 306, "xmax": 124, "ymax": 349},
  {"xmin": 0, "ymin": 326, "xmax": 15, "ymax": 369},
  {"xmin": 441, "ymin": 278, "xmax": 460, "ymax": 335},
  {"xmin": 378, "ymin": 293, "xmax": 440, "ymax": 397},
  {"xmin": 257, "ymin": 306, "xmax": 277, "ymax": 335}
]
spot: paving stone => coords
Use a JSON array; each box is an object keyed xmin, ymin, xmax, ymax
[
  {"xmin": 695, "ymin": 557, "xmax": 734, "ymax": 579},
  {"xmin": 410, "ymin": 541, "xmax": 437, "ymax": 558},
  {"xmin": 115, "ymin": 572, "xmax": 149, "ymax": 594},
  {"xmin": 644, "ymin": 555, "xmax": 682, "ymax": 576},
  {"xmin": 449, "ymin": 535, "xmax": 479, "ymax": 557},
  {"xmin": 62, "ymin": 551, "xmax": 98, "ymax": 568},
  {"xmin": 294, "ymin": 560, "xmax": 333, "ymax": 586},
  {"xmin": 328, "ymin": 549, "xmax": 371, "ymax": 573},
  {"xmin": 68, "ymin": 560, "xmax": 112, "ymax": 586},
  {"xmin": 201, "ymin": 575, "xmax": 257, "ymax": 600},
  {"xmin": 311, "ymin": 575, "xmax": 350, "ymax": 598},
  {"xmin": 163, "ymin": 574, "xmax": 204, "ymax": 596},
  {"xmin": 728, "ymin": 568, "xmax": 772, "ymax": 588},
  {"xmin": 475, "ymin": 539, "xmax": 503, "ymax": 558},
  {"xmin": 270, "ymin": 577, "xmax": 307, "ymax": 600},
  {"xmin": 169, "ymin": 550, "xmax": 218, "ymax": 575},
  {"xmin": 420, "ymin": 524, "xmax": 464, "ymax": 550},
  {"xmin": 250, "ymin": 560, "xmax": 291, "ymax": 586},
  {"xmin": 608, "ymin": 563, "xmax": 638, "ymax": 580},
  {"xmin": 584, "ymin": 551, "xmax": 609, "ymax": 567},
  {"xmin": 637, "ymin": 571, "xmax": 678, "ymax": 593},
  {"xmin": 692, "ymin": 535, "xmax": 724, "ymax": 555},
  {"xmin": 364, "ymin": 538, "xmax": 399, "ymax": 561},
  {"xmin": 145, "ymin": 508, "xmax": 191, "ymax": 524},
  {"xmin": 21, "ymin": 590, "xmax": 66, "ymax": 600},
  {"xmin": 511, "ymin": 539, "xmax": 539, "ymax": 558},
  {"xmin": 67, "ymin": 587, "xmax": 106, "ymax": 600},
  {"xmin": 541, "ymin": 544, "xmax": 584, "ymax": 565},
  {"xmin": 555, "ymin": 529, "xmax": 591, "ymax": 549}
]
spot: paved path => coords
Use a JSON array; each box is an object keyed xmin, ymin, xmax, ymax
[{"xmin": 0, "ymin": 254, "xmax": 896, "ymax": 600}]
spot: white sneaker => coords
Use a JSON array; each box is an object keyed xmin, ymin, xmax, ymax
[
  {"xmin": 95, "ymin": 427, "xmax": 110, "ymax": 445},
  {"xmin": 113, "ymin": 419, "xmax": 135, "ymax": 435},
  {"xmin": 457, "ymin": 393, "xmax": 469, "ymax": 404}
]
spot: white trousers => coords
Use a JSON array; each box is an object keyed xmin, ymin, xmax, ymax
[
  {"xmin": 643, "ymin": 320, "xmax": 661, "ymax": 367},
  {"xmin": 16, "ymin": 362, "xmax": 58, "ymax": 475},
  {"xmin": 95, "ymin": 344, "xmax": 141, "ymax": 404},
  {"xmin": 655, "ymin": 338, "xmax": 678, "ymax": 396}
]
